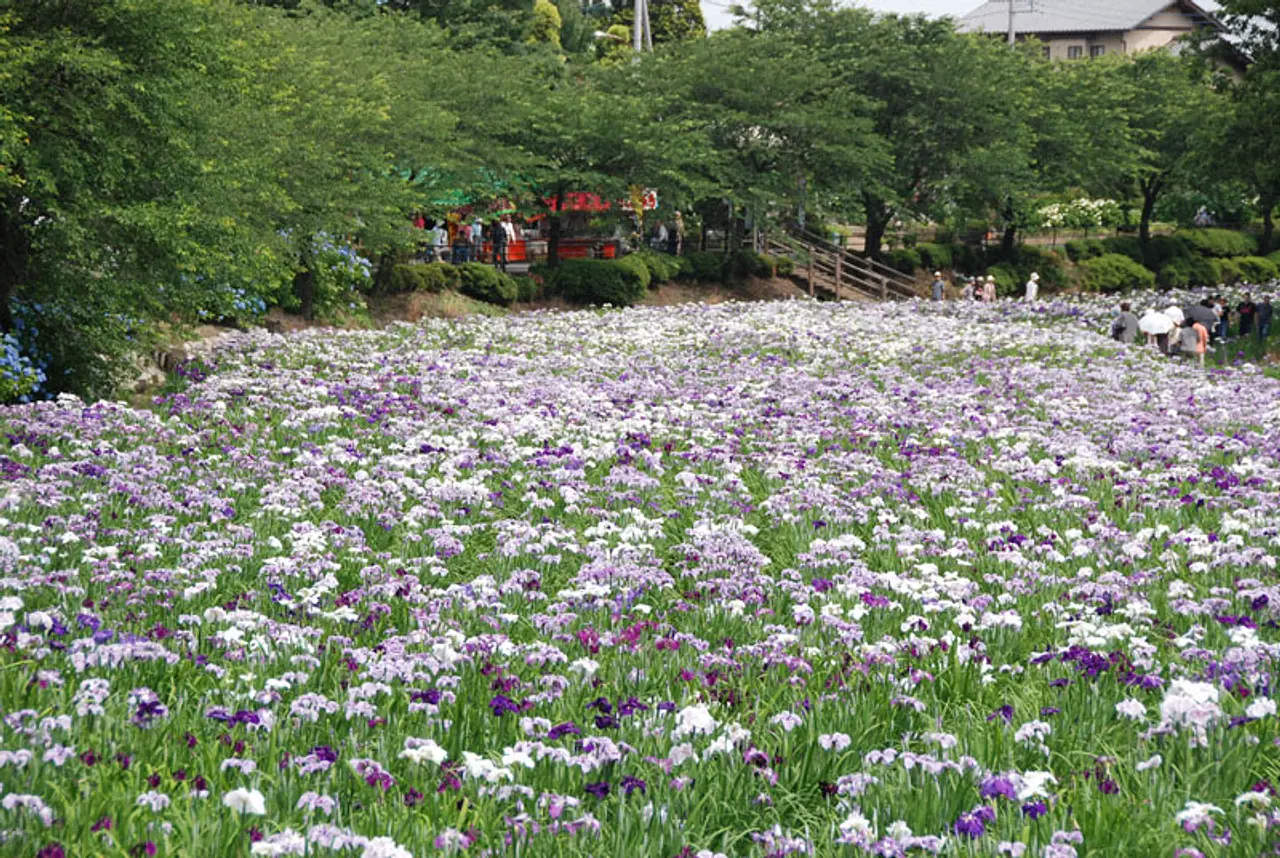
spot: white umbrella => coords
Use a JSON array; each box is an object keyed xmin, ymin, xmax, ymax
[
  {"xmin": 1163, "ymin": 305, "xmax": 1185, "ymax": 325},
  {"xmin": 1139, "ymin": 310, "xmax": 1174, "ymax": 335}
]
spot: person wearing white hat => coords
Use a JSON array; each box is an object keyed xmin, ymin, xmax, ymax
[
  {"xmin": 931, "ymin": 271, "xmax": 946, "ymax": 302},
  {"xmin": 1024, "ymin": 271, "xmax": 1040, "ymax": 302},
  {"xmin": 982, "ymin": 275, "xmax": 996, "ymax": 303}
]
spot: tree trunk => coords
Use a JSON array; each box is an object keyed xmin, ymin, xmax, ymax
[
  {"xmin": 1260, "ymin": 196, "xmax": 1276, "ymax": 256},
  {"xmin": 1138, "ymin": 176, "xmax": 1163, "ymax": 263},
  {"xmin": 862, "ymin": 197, "xmax": 889, "ymax": 260},
  {"xmin": 294, "ymin": 267, "xmax": 316, "ymax": 320},
  {"xmin": 0, "ymin": 202, "xmax": 28, "ymax": 334},
  {"xmin": 1001, "ymin": 224, "xmax": 1017, "ymax": 260},
  {"xmin": 547, "ymin": 183, "xmax": 565, "ymax": 270}
]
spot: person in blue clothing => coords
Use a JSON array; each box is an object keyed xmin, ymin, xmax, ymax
[{"xmin": 931, "ymin": 272, "xmax": 946, "ymax": 302}]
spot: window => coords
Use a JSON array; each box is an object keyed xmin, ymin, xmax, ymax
[
  {"xmin": 1090, "ymin": 45, "xmax": 1107, "ymax": 57},
  {"xmin": 1068, "ymin": 45, "xmax": 1084, "ymax": 59}
]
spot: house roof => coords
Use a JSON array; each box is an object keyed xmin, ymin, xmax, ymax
[{"xmin": 958, "ymin": 0, "xmax": 1222, "ymax": 36}]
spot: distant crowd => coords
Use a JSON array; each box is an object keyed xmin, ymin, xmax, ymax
[
  {"xmin": 1108, "ymin": 295, "xmax": 1274, "ymax": 366},
  {"xmin": 925, "ymin": 271, "xmax": 1274, "ymax": 368}
]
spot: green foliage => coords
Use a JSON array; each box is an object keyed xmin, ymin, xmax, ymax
[
  {"xmin": 1100, "ymin": 236, "xmax": 1143, "ymax": 263},
  {"xmin": 1224, "ymin": 256, "xmax": 1278, "ymax": 284},
  {"xmin": 1064, "ymin": 239, "xmax": 1106, "ymax": 262},
  {"xmin": 986, "ymin": 263, "xmax": 1019, "ymax": 296},
  {"xmin": 1175, "ymin": 229, "xmax": 1258, "ymax": 258},
  {"xmin": 552, "ymin": 259, "xmax": 648, "ymax": 306},
  {"xmin": 388, "ymin": 263, "xmax": 461, "ymax": 294},
  {"xmin": 457, "ymin": 263, "xmax": 519, "ymax": 306},
  {"xmin": 1009, "ymin": 245, "xmax": 1067, "ymax": 289},
  {"xmin": 615, "ymin": 254, "xmax": 653, "ymax": 290},
  {"xmin": 512, "ymin": 275, "xmax": 541, "ymax": 303},
  {"xmin": 774, "ymin": 255, "xmax": 795, "ymax": 276},
  {"xmin": 1269, "ymin": 250, "xmax": 1280, "ymax": 266},
  {"xmin": 685, "ymin": 252, "xmax": 727, "ymax": 282},
  {"xmin": 1157, "ymin": 254, "xmax": 1222, "ymax": 288},
  {"xmin": 916, "ymin": 242, "xmax": 953, "ymax": 271},
  {"xmin": 951, "ymin": 243, "xmax": 984, "ymax": 273},
  {"xmin": 631, "ymin": 250, "xmax": 684, "ymax": 284},
  {"xmin": 1144, "ymin": 234, "xmax": 1191, "ymax": 271},
  {"xmin": 728, "ymin": 250, "xmax": 777, "ymax": 280},
  {"xmin": 529, "ymin": 0, "xmax": 562, "ymax": 47},
  {"xmin": 884, "ymin": 249, "xmax": 922, "ymax": 275},
  {"xmin": 1079, "ymin": 253, "xmax": 1156, "ymax": 293},
  {"xmin": 0, "ymin": 332, "xmax": 43, "ymax": 403}
]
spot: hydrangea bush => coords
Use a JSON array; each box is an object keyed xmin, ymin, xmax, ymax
[{"xmin": 0, "ymin": 299, "xmax": 1277, "ymax": 858}]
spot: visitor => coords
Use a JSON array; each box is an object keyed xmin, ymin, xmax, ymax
[
  {"xmin": 454, "ymin": 222, "xmax": 472, "ymax": 264},
  {"xmin": 471, "ymin": 215, "xmax": 485, "ymax": 259},
  {"xmin": 1110, "ymin": 302, "xmax": 1140, "ymax": 344},
  {"xmin": 1237, "ymin": 293, "xmax": 1257, "ymax": 338},
  {"xmin": 654, "ymin": 221, "xmax": 669, "ymax": 251},
  {"xmin": 1140, "ymin": 307, "xmax": 1173, "ymax": 353},
  {"xmin": 1181, "ymin": 318, "xmax": 1209, "ymax": 367},
  {"xmin": 1211, "ymin": 296, "xmax": 1228, "ymax": 340},
  {"xmin": 673, "ymin": 210, "xmax": 686, "ymax": 256},
  {"xmin": 931, "ymin": 271, "xmax": 946, "ymax": 302},
  {"xmin": 492, "ymin": 219, "xmax": 508, "ymax": 271},
  {"xmin": 960, "ymin": 277, "xmax": 975, "ymax": 302},
  {"xmin": 1024, "ymin": 272, "xmax": 1040, "ymax": 302},
  {"xmin": 982, "ymin": 276, "xmax": 996, "ymax": 303},
  {"xmin": 1257, "ymin": 295, "xmax": 1274, "ymax": 341},
  {"xmin": 434, "ymin": 225, "xmax": 450, "ymax": 262}
]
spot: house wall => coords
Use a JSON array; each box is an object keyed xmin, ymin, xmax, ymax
[
  {"xmin": 1126, "ymin": 7, "xmax": 1198, "ymax": 52},
  {"xmin": 1036, "ymin": 33, "xmax": 1126, "ymax": 60}
]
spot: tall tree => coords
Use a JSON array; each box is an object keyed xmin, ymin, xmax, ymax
[{"xmin": 1109, "ymin": 51, "xmax": 1218, "ymax": 253}]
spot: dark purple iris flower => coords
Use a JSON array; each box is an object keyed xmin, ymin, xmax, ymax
[
  {"xmin": 953, "ymin": 812, "xmax": 985, "ymax": 838},
  {"xmin": 620, "ymin": 775, "xmax": 647, "ymax": 796},
  {"xmin": 584, "ymin": 781, "xmax": 611, "ymax": 799},
  {"xmin": 979, "ymin": 776, "xmax": 1017, "ymax": 801},
  {"xmin": 1022, "ymin": 801, "xmax": 1049, "ymax": 819}
]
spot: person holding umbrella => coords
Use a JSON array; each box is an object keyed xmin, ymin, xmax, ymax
[{"xmin": 1139, "ymin": 307, "xmax": 1175, "ymax": 353}]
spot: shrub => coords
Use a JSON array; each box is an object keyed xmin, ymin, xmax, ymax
[
  {"xmin": 388, "ymin": 264, "xmax": 420, "ymax": 294},
  {"xmin": 1100, "ymin": 236, "xmax": 1143, "ymax": 263},
  {"xmin": 0, "ymin": 332, "xmax": 45, "ymax": 404},
  {"xmin": 1158, "ymin": 261, "xmax": 1190, "ymax": 288},
  {"xmin": 1229, "ymin": 256, "xmax": 1280, "ymax": 284},
  {"xmin": 457, "ymin": 263, "xmax": 518, "ymax": 306},
  {"xmin": 387, "ymin": 263, "xmax": 459, "ymax": 294},
  {"xmin": 774, "ymin": 255, "xmax": 794, "ymax": 276},
  {"xmin": 552, "ymin": 259, "xmax": 647, "ymax": 306},
  {"xmin": 1144, "ymin": 234, "xmax": 1190, "ymax": 271},
  {"xmin": 916, "ymin": 242, "xmax": 953, "ymax": 271},
  {"xmin": 986, "ymin": 263, "xmax": 1019, "ymax": 297},
  {"xmin": 883, "ymin": 248, "xmax": 922, "ymax": 275},
  {"xmin": 630, "ymin": 250, "xmax": 682, "ymax": 284},
  {"xmin": 951, "ymin": 243, "xmax": 984, "ymax": 273},
  {"xmin": 1269, "ymin": 249, "xmax": 1280, "ymax": 266},
  {"xmin": 1079, "ymin": 253, "xmax": 1156, "ymax": 293},
  {"xmin": 685, "ymin": 251, "xmax": 727, "ymax": 282},
  {"xmin": 512, "ymin": 275, "xmax": 540, "ymax": 303},
  {"xmin": 1176, "ymin": 228, "xmax": 1257, "ymax": 258},
  {"xmin": 615, "ymin": 254, "xmax": 652, "ymax": 290},
  {"xmin": 1064, "ymin": 239, "xmax": 1105, "ymax": 262},
  {"xmin": 1010, "ymin": 245, "xmax": 1067, "ymax": 289}
]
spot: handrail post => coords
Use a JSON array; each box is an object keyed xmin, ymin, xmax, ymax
[
  {"xmin": 808, "ymin": 254, "xmax": 815, "ymax": 297},
  {"xmin": 834, "ymin": 253, "xmax": 843, "ymax": 302},
  {"xmin": 879, "ymin": 275, "xmax": 887, "ymax": 300}
]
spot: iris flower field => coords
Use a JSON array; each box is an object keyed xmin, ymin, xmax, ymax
[{"xmin": 1, "ymin": 298, "xmax": 1278, "ymax": 858}]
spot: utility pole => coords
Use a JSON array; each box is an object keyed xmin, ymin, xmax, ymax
[
  {"xmin": 633, "ymin": 0, "xmax": 643, "ymax": 52},
  {"xmin": 1007, "ymin": 0, "xmax": 1016, "ymax": 45},
  {"xmin": 642, "ymin": 0, "xmax": 653, "ymax": 52}
]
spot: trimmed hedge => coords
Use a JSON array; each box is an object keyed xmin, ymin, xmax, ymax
[
  {"xmin": 883, "ymin": 248, "xmax": 922, "ymax": 275},
  {"xmin": 387, "ymin": 262, "xmax": 460, "ymax": 294},
  {"xmin": 916, "ymin": 242, "xmax": 953, "ymax": 271},
  {"xmin": 1235, "ymin": 256, "xmax": 1279, "ymax": 283},
  {"xmin": 1079, "ymin": 253, "xmax": 1156, "ymax": 293},
  {"xmin": 1158, "ymin": 256, "xmax": 1221, "ymax": 288},
  {"xmin": 632, "ymin": 250, "xmax": 684, "ymax": 284},
  {"xmin": 1176, "ymin": 228, "xmax": 1257, "ymax": 258},
  {"xmin": 1064, "ymin": 239, "xmax": 1105, "ymax": 263},
  {"xmin": 1100, "ymin": 236, "xmax": 1143, "ymax": 264},
  {"xmin": 457, "ymin": 263, "xmax": 518, "ymax": 306},
  {"xmin": 512, "ymin": 275, "xmax": 540, "ymax": 303},
  {"xmin": 986, "ymin": 263, "xmax": 1019, "ymax": 297},
  {"xmin": 1144, "ymin": 234, "xmax": 1190, "ymax": 271},
  {"xmin": 685, "ymin": 251, "xmax": 727, "ymax": 282},
  {"xmin": 551, "ymin": 258, "xmax": 648, "ymax": 306}
]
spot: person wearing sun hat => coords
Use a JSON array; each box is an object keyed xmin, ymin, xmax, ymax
[
  {"xmin": 982, "ymin": 275, "xmax": 996, "ymax": 303},
  {"xmin": 1024, "ymin": 271, "xmax": 1040, "ymax": 302},
  {"xmin": 931, "ymin": 271, "xmax": 946, "ymax": 302}
]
